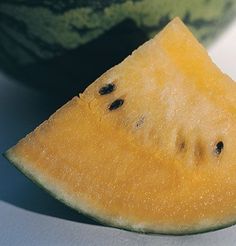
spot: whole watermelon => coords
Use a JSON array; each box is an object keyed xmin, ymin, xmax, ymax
[{"xmin": 0, "ymin": 0, "xmax": 235, "ymax": 95}]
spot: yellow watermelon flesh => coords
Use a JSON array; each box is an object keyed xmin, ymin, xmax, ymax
[{"xmin": 5, "ymin": 17, "xmax": 236, "ymax": 234}]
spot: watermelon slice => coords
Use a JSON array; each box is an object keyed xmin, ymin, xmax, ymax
[{"xmin": 4, "ymin": 17, "xmax": 236, "ymax": 235}]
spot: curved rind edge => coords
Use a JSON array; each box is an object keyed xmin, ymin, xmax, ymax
[{"xmin": 3, "ymin": 149, "xmax": 236, "ymax": 235}]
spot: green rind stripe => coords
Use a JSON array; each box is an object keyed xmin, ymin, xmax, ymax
[
  {"xmin": 0, "ymin": 24, "xmax": 41, "ymax": 62},
  {"xmin": 0, "ymin": 25, "xmax": 36, "ymax": 66},
  {"xmin": 0, "ymin": 0, "xmax": 140, "ymax": 13},
  {"xmin": 0, "ymin": 0, "xmax": 236, "ymax": 65},
  {"xmin": 0, "ymin": 12, "xmax": 65, "ymax": 58}
]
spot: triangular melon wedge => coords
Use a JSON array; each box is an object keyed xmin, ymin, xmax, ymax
[{"xmin": 5, "ymin": 17, "xmax": 236, "ymax": 235}]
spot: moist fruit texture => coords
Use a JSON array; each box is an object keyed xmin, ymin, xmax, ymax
[{"xmin": 5, "ymin": 18, "xmax": 236, "ymax": 235}]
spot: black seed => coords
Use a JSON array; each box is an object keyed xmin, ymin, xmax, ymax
[
  {"xmin": 109, "ymin": 99, "xmax": 124, "ymax": 111},
  {"xmin": 99, "ymin": 83, "xmax": 115, "ymax": 95},
  {"xmin": 214, "ymin": 141, "xmax": 224, "ymax": 155}
]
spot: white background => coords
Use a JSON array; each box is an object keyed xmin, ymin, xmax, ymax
[{"xmin": 0, "ymin": 20, "xmax": 236, "ymax": 246}]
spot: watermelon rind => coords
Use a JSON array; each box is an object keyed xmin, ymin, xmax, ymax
[{"xmin": 4, "ymin": 150, "xmax": 236, "ymax": 235}]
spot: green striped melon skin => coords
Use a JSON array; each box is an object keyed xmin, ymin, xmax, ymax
[{"xmin": 0, "ymin": 0, "xmax": 236, "ymax": 94}]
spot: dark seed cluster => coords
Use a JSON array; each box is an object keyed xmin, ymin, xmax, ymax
[
  {"xmin": 98, "ymin": 84, "xmax": 225, "ymax": 159},
  {"xmin": 99, "ymin": 83, "xmax": 124, "ymax": 111}
]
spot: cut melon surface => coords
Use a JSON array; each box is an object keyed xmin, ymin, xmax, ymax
[{"xmin": 5, "ymin": 17, "xmax": 236, "ymax": 235}]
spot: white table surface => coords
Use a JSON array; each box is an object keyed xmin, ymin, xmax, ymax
[{"xmin": 0, "ymin": 20, "xmax": 236, "ymax": 246}]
